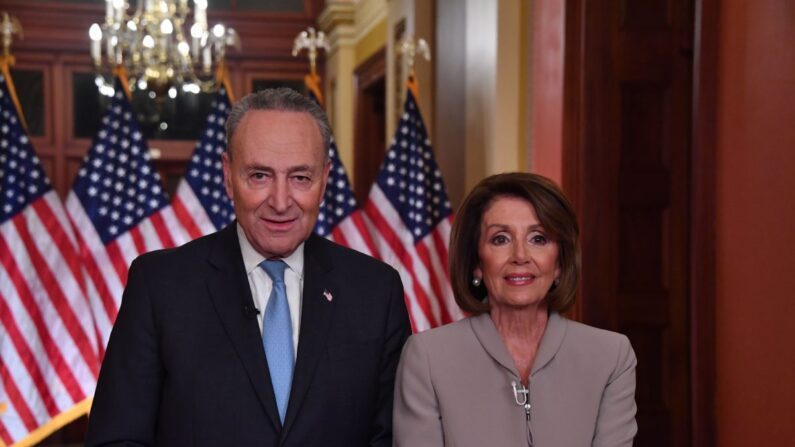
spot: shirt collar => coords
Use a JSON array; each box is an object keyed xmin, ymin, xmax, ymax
[{"xmin": 236, "ymin": 223, "xmax": 305, "ymax": 279}]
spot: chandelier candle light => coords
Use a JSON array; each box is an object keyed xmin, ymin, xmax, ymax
[{"xmin": 89, "ymin": 0, "xmax": 239, "ymax": 97}]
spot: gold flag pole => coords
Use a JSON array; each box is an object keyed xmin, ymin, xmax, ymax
[
  {"xmin": 292, "ymin": 27, "xmax": 330, "ymax": 105},
  {"xmin": 112, "ymin": 64, "xmax": 133, "ymax": 100},
  {"xmin": 397, "ymin": 35, "xmax": 431, "ymax": 100},
  {"xmin": 214, "ymin": 60, "xmax": 236, "ymax": 103},
  {"xmin": 0, "ymin": 11, "xmax": 28, "ymax": 131}
]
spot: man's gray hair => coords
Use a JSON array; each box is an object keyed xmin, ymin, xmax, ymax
[{"xmin": 225, "ymin": 87, "xmax": 331, "ymax": 160}]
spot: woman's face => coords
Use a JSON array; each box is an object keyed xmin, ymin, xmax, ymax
[{"xmin": 475, "ymin": 195, "xmax": 560, "ymax": 310}]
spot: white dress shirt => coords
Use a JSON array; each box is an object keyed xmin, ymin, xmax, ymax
[{"xmin": 236, "ymin": 224, "xmax": 303, "ymax": 357}]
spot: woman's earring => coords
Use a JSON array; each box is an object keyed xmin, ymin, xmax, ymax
[{"xmin": 472, "ymin": 277, "xmax": 482, "ymax": 287}]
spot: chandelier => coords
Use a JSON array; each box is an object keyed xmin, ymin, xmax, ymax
[{"xmin": 88, "ymin": 0, "xmax": 239, "ymax": 97}]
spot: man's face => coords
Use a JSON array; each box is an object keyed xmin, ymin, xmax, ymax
[{"xmin": 223, "ymin": 109, "xmax": 330, "ymax": 259}]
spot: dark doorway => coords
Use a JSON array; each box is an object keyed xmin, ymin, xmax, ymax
[
  {"xmin": 562, "ymin": 0, "xmax": 698, "ymax": 445},
  {"xmin": 353, "ymin": 48, "xmax": 387, "ymax": 204}
]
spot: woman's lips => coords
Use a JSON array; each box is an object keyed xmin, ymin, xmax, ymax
[{"xmin": 504, "ymin": 274, "xmax": 536, "ymax": 285}]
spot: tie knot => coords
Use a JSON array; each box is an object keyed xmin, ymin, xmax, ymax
[{"xmin": 260, "ymin": 259, "xmax": 286, "ymax": 284}]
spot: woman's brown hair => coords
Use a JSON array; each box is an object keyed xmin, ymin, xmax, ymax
[{"xmin": 449, "ymin": 172, "xmax": 581, "ymax": 314}]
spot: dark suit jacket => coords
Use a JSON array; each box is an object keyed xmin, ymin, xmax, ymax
[{"xmin": 86, "ymin": 224, "xmax": 411, "ymax": 446}]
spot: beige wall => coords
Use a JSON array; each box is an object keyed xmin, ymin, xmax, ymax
[
  {"xmin": 434, "ymin": 0, "xmax": 532, "ymax": 206},
  {"xmin": 320, "ymin": 0, "xmax": 388, "ymax": 184},
  {"xmin": 321, "ymin": 0, "xmax": 532, "ymax": 204}
]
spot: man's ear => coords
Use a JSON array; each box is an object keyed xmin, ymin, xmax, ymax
[
  {"xmin": 320, "ymin": 158, "xmax": 332, "ymax": 194},
  {"xmin": 222, "ymin": 152, "xmax": 233, "ymax": 200}
]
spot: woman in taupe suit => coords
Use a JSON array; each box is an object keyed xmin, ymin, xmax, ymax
[{"xmin": 394, "ymin": 173, "xmax": 637, "ymax": 446}]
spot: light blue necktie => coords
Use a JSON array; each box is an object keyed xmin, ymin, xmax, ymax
[{"xmin": 260, "ymin": 259, "xmax": 294, "ymax": 423}]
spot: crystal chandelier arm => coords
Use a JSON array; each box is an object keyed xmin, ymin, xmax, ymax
[{"xmin": 89, "ymin": 0, "xmax": 238, "ymax": 97}]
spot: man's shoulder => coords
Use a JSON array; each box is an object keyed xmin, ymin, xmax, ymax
[
  {"xmin": 133, "ymin": 225, "xmax": 229, "ymax": 269},
  {"xmin": 308, "ymin": 234, "xmax": 396, "ymax": 275}
]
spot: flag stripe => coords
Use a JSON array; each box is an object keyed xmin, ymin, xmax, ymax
[
  {"xmin": 33, "ymin": 197, "xmax": 86, "ymax": 298},
  {"xmin": 104, "ymin": 239, "xmax": 130, "ymax": 289},
  {"xmin": 12, "ymin": 212, "xmax": 99, "ymax": 379},
  {"xmin": 329, "ymin": 226, "xmax": 350, "ymax": 248},
  {"xmin": 414, "ymin": 240, "xmax": 453, "ymax": 325},
  {"xmin": 0, "ymin": 312, "xmax": 53, "ymax": 424},
  {"xmin": 18, "ymin": 204, "xmax": 98, "ymax": 365},
  {"xmin": 66, "ymin": 194, "xmax": 125, "ymax": 295},
  {"xmin": 0, "ymin": 242, "xmax": 68, "ymax": 418},
  {"xmin": 427, "ymin": 223, "xmax": 463, "ymax": 321},
  {"xmin": 1, "ymin": 228, "xmax": 85, "ymax": 405},
  {"xmin": 171, "ymin": 196, "xmax": 203, "ymax": 240},
  {"xmin": 362, "ymin": 83, "xmax": 460, "ymax": 333},
  {"xmin": 421, "ymin": 234, "xmax": 459, "ymax": 322},
  {"xmin": 364, "ymin": 185, "xmax": 462, "ymax": 330},
  {"xmin": 137, "ymin": 219, "xmax": 163, "ymax": 253},
  {"xmin": 29, "ymin": 198, "xmax": 96, "ymax": 343},
  {"xmin": 172, "ymin": 89, "xmax": 235, "ymax": 234},
  {"xmin": 361, "ymin": 211, "xmax": 428, "ymax": 331},
  {"xmin": 75, "ymin": 233, "xmax": 116, "ymax": 345},
  {"xmin": 348, "ymin": 211, "xmax": 379, "ymax": 257},
  {"xmin": 0, "ymin": 347, "xmax": 39, "ymax": 432},
  {"xmin": 363, "ymin": 198, "xmax": 440, "ymax": 328},
  {"xmin": 149, "ymin": 211, "xmax": 175, "ymax": 249},
  {"xmin": 0, "ymin": 226, "xmax": 74, "ymax": 397},
  {"xmin": 44, "ymin": 192, "xmax": 80, "ymax": 248},
  {"xmin": 129, "ymin": 225, "xmax": 147, "ymax": 255},
  {"xmin": 0, "ymin": 295, "xmax": 58, "ymax": 421},
  {"xmin": 66, "ymin": 193, "xmax": 123, "ymax": 351},
  {"xmin": 1, "ymin": 70, "xmax": 99, "ymax": 446},
  {"xmin": 0, "ymin": 401, "xmax": 16, "ymax": 444},
  {"xmin": 159, "ymin": 206, "xmax": 190, "ymax": 247}
]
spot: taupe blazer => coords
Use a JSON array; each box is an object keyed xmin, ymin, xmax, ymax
[{"xmin": 393, "ymin": 312, "xmax": 637, "ymax": 446}]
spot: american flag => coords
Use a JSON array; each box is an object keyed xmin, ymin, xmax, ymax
[
  {"xmin": 0, "ymin": 72, "xmax": 99, "ymax": 445},
  {"xmin": 172, "ymin": 88, "xmax": 235, "ymax": 238},
  {"xmin": 65, "ymin": 78, "xmax": 188, "ymax": 352},
  {"xmin": 362, "ymin": 80, "xmax": 464, "ymax": 332},
  {"xmin": 305, "ymin": 78, "xmax": 378, "ymax": 257}
]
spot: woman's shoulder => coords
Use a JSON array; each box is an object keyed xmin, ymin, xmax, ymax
[
  {"xmin": 558, "ymin": 315, "xmax": 636, "ymax": 365},
  {"xmin": 564, "ymin": 317, "xmax": 630, "ymax": 342}
]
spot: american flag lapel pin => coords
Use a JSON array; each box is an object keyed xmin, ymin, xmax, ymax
[{"xmin": 323, "ymin": 289, "xmax": 333, "ymax": 302}]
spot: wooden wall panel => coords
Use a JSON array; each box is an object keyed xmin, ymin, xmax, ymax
[{"xmin": 563, "ymin": 0, "xmax": 695, "ymax": 445}]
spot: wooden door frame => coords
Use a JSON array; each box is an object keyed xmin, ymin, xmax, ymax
[
  {"xmin": 688, "ymin": 0, "xmax": 719, "ymax": 445},
  {"xmin": 353, "ymin": 47, "xmax": 387, "ymax": 202},
  {"xmin": 562, "ymin": 0, "xmax": 719, "ymax": 445}
]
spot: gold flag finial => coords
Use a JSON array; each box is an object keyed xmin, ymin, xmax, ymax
[
  {"xmin": 292, "ymin": 27, "xmax": 330, "ymax": 76},
  {"xmin": 1, "ymin": 12, "xmax": 22, "ymax": 58},
  {"xmin": 398, "ymin": 35, "xmax": 431, "ymax": 76}
]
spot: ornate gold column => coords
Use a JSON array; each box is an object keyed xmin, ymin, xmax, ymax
[{"xmin": 319, "ymin": 1, "xmax": 357, "ymax": 177}]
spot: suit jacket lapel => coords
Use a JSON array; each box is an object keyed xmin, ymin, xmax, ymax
[
  {"xmin": 469, "ymin": 311, "xmax": 568, "ymax": 378},
  {"xmin": 531, "ymin": 311, "xmax": 567, "ymax": 376},
  {"xmin": 470, "ymin": 313, "xmax": 519, "ymax": 376},
  {"xmin": 205, "ymin": 224, "xmax": 282, "ymax": 431},
  {"xmin": 281, "ymin": 235, "xmax": 336, "ymax": 439}
]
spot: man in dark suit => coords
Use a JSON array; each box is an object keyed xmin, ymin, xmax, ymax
[{"xmin": 86, "ymin": 88, "xmax": 412, "ymax": 446}]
